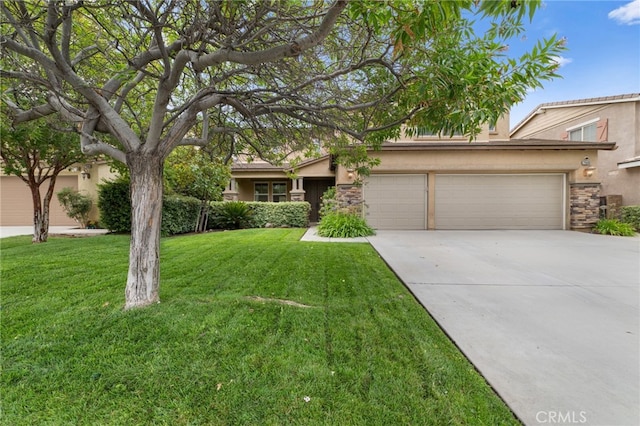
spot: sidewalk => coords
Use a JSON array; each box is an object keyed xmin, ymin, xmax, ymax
[
  {"xmin": 0, "ymin": 226, "xmax": 109, "ymax": 239},
  {"xmin": 300, "ymin": 226, "xmax": 369, "ymax": 243}
]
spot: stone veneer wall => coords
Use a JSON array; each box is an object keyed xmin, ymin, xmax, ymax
[
  {"xmin": 336, "ymin": 185, "xmax": 364, "ymax": 214},
  {"xmin": 570, "ymin": 183, "xmax": 600, "ymax": 230}
]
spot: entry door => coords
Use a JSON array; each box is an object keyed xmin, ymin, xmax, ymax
[{"xmin": 305, "ymin": 178, "xmax": 335, "ymax": 222}]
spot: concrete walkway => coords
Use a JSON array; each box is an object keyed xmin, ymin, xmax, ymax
[
  {"xmin": 366, "ymin": 230, "xmax": 639, "ymax": 426},
  {"xmin": 0, "ymin": 226, "xmax": 108, "ymax": 239}
]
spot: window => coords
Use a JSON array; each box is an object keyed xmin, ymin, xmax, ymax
[
  {"xmin": 416, "ymin": 127, "xmax": 463, "ymax": 137},
  {"xmin": 567, "ymin": 120, "xmax": 598, "ymax": 142},
  {"xmin": 488, "ymin": 122, "xmax": 497, "ymax": 133},
  {"xmin": 254, "ymin": 183, "xmax": 269, "ymax": 202},
  {"xmin": 272, "ymin": 182, "xmax": 287, "ymax": 202},
  {"xmin": 254, "ymin": 182, "xmax": 288, "ymax": 202}
]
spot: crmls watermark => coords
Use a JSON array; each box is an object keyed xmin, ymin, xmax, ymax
[{"xmin": 535, "ymin": 410, "xmax": 588, "ymax": 424}]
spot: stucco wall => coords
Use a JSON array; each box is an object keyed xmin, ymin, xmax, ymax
[{"xmin": 511, "ymin": 100, "xmax": 640, "ymax": 205}]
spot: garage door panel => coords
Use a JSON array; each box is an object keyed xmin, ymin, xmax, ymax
[
  {"xmin": 365, "ymin": 175, "xmax": 426, "ymax": 230},
  {"xmin": 1, "ymin": 176, "xmax": 79, "ymax": 226},
  {"xmin": 435, "ymin": 174, "xmax": 564, "ymax": 230}
]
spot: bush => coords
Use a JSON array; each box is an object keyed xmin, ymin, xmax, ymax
[
  {"xmin": 249, "ymin": 202, "xmax": 310, "ymax": 228},
  {"xmin": 97, "ymin": 178, "xmax": 131, "ymax": 233},
  {"xmin": 593, "ymin": 219, "xmax": 636, "ymax": 236},
  {"xmin": 210, "ymin": 201, "xmax": 253, "ymax": 230},
  {"xmin": 317, "ymin": 212, "xmax": 375, "ymax": 238},
  {"xmin": 57, "ymin": 187, "xmax": 93, "ymax": 228},
  {"xmin": 98, "ymin": 178, "xmax": 202, "ymax": 235},
  {"xmin": 209, "ymin": 202, "xmax": 310, "ymax": 229},
  {"xmin": 162, "ymin": 195, "xmax": 202, "ymax": 235},
  {"xmin": 319, "ymin": 186, "xmax": 338, "ymax": 218},
  {"xmin": 621, "ymin": 206, "xmax": 640, "ymax": 231}
]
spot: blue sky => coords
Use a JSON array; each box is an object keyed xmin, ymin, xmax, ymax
[{"xmin": 506, "ymin": 0, "xmax": 640, "ymax": 129}]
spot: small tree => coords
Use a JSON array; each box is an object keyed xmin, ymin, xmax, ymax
[
  {"xmin": 56, "ymin": 187, "xmax": 92, "ymax": 229},
  {"xmin": 164, "ymin": 146, "xmax": 230, "ymax": 232},
  {"xmin": 0, "ymin": 117, "xmax": 86, "ymax": 242}
]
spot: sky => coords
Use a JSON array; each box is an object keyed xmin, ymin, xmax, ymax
[{"xmin": 505, "ymin": 0, "xmax": 640, "ymax": 130}]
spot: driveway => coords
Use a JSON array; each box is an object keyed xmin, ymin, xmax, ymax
[{"xmin": 367, "ymin": 231, "xmax": 639, "ymax": 426}]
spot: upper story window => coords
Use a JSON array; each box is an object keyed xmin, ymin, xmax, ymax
[
  {"xmin": 488, "ymin": 122, "xmax": 497, "ymax": 133},
  {"xmin": 566, "ymin": 119, "xmax": 599, "ymax": 142},
  {"xmin": 416, "ymin": 127, "xmax": 463, "ymax": 137}
]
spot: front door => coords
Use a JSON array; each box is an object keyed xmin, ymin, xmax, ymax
[{"xmin": 304, "ymin": 178, "xmax": 335, "ymax": 223}]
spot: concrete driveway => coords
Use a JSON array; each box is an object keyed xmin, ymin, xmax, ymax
[{"xmin": 367, "ymin": 231, "xmax": 639, "ymax": 426}]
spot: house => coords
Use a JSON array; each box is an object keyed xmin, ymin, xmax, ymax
[
  {"xmin": 511, "ymin": 93, "xmax": 640, "ymax": 211},
  {"xmin": 0, "ymin": 161, "xmax": 116, "ymax": 226},
  {"xmin": 227, "ymin": 113, "xmax": 616, "ymax": 231}
]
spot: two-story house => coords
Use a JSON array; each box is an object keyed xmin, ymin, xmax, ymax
[
  {"xmin": 226, "ymin": 113, "xmax": 615, "ymax": 231},
  {"xmin": 511, "ymin": 94, "xmax": 639, "ymax": 213}
]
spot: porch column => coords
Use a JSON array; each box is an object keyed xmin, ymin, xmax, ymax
[
  {"xmin": 223, "ymin": 178, "xmax": 239, "ymax": 201},
  {"xmin": 290, "ymin": 177, "xmax": 305, "ymax": 202}
]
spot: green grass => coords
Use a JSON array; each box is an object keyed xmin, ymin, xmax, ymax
[{"xmin": 1, "ymin": 229, "xmax": 518, "ymax": 425}]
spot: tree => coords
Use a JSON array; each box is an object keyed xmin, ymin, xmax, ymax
[
  {"xmin": 0, "ymin": 117, "xmax": 86, "ymax": 242},
  {"xmin": 0, "ymin": 0, "xmax": 564, "ymax": 308},
  {"xmin": 165, "ymin": 146, "xmax": 230, "ymax": 231}
]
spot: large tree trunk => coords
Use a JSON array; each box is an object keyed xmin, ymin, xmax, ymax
[
  {"xmin": 30, "ymin": 184, "xmax": 48, "ymax": 243},
  {"xmin": 125, "ymin": 153, "xmax": 164, "ymax": 309}
]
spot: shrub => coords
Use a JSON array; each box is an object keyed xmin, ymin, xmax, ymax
[
  {"xmin": 317, "ymin": 212, "xmax": 375, "ymax": 238},
  {"xmin": 211, "ymin": 201, "xmax": 253, "ymax": 230},
  {"xmin": 97, "ymin": 178, "xmax": 131, "ymax": 232},
  {"xmin": 319, "ymin": 186, "xmax": 338, "ymax": 219},
  {"xmin": 621, "ymin": 206, "xmax": 640, "ymax": 231},
  {"xmin": 249, "ymin": 202, "xmax": 310, "ymax": 228},
  {"xmin": 98, "ymin": 178, "xmax": 202, "ymax": 235},
  {"xmin": 56, "ymin": 187, "xmax": 93, "ymax": 228},
  {"xmin": 209, "ymin": 202, "xmax": 310, "ymax": 229},
  {"xmin": 162, "ymin": 195, "xmax": 202, "ymax": 235},
  {"xmin": 593, "ymin": 219, "xmax": 636, "ymax": 236}
]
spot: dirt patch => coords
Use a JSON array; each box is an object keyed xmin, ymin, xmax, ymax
[{"xmin": 246, "ymin": 296, "xmax": 315, "ymax": 309}]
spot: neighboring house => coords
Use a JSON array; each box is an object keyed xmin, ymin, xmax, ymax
[
  {"xmin": 227, "ymin": 113, "xmax": 615, "ymax": 230},
  {"xmin": 0, "ymin": 161, "xmax": 117, "ymax": 226},
  {"xmin": 511, "ymin": 93, "xmax": 640, "ymax": 210}
]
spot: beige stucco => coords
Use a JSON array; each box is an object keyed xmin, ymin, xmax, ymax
[
  {"xmin": 395, "ymin": 114, "xmax": 511, "ymax": 142},
  {"xmin": 511, "ymin": 95, "xmax": 640, "ymax": 205},
  {"xmin": 362, "ymin": 145, "xmax": 605, "ymax": 230},
  {"xmin": 75, "ymin": 161, "xmax": 119, "ymax": 222}
]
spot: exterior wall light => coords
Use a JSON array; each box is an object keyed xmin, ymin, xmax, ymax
[
  {"xmin": 81, "ymin": 164, "xmax": 92, "ymax": 180},
  {"xmin": 581, "ymin": 156, "xmax": 591, "ymax": 167}
]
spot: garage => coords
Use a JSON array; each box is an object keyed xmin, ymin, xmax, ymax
[
  {"xmin": 435, "ymin": 174, "xmax": 565, "ymax": 230},
  {"xmin": 364, "ymin": 174, "xmax": 427, "ymax": 230},
  {"xmin": 0, "ymin": 176, "xmax": 79, "ymax": 226}
]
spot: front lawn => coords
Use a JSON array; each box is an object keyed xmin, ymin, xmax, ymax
[{"xmin": 1, "ymin": 229, "xmax": 518, "ymax": 425}]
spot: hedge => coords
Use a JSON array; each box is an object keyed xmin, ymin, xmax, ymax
[
  {"xmin": 162, "ymin": 196, "xmax": 202, "ymax": 235},
  {"xmin": 98, "ymin": 179, "xmax": 202, "ymax": 235},
  {"xmin": 621, "ymin": 205, "xmax": 640, "ymax": 231},
  {"xmin": 209, "ymin": 201, "xmax": 310, "ymax": 229}
]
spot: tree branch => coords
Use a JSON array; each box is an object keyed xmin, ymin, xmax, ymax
[{"xmin": 191, "ymin": 0, "xmax": 348, "ymax": 71}]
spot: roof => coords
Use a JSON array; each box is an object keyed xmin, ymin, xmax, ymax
[
  {"xmin": 231, "ymin": 154, "xmax": 331, "ymax": 173},
  {"xmin": 375, "ymin": 139, "xmax": 616, "ymax": 151},
  {"xmin": 510, "ymin": 93, "xmax": 640, "ymax": 135}
]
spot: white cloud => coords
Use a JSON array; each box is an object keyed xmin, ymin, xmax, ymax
[
  {"xmin": 608, "ymin": 0, "xmax": 640, "ymax": 25},
  {"xmin": 552, "ymin": 56, "xmax": 573, "ymax": 67}
]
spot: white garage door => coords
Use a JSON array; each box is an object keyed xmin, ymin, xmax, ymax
[
  {"xmin": 435, "ymin": 174, "xmax": 565, "ymax": 230},
  {"xmin": 0, "ymin": 176, "xmax": 79, "ymax": 226},
  {"xmin": 364, "ymin": 174, "xmax": 427, "ymax": 230}
]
